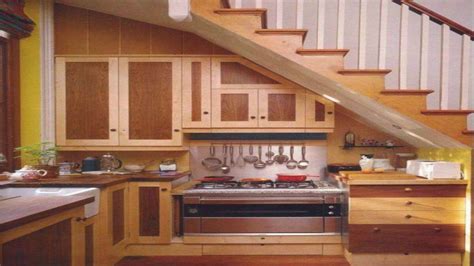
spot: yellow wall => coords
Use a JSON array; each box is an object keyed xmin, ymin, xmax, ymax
[
  {"xmin": 20, "ymin": 0, "xmax": 41, "ymax": 148},
  {"xmin": 417, "ymin": 148, "xmax": 472, "ymax": 266}
]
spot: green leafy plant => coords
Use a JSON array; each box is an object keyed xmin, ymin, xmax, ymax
[{"xmin": 14, "ymin": 142, "xmax": 58, "ymax": 165}]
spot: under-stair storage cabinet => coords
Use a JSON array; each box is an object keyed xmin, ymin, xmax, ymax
[
  {"xmin": 212, "ymin": 89, "xmax": 259, "ymax": 128},
  {"xmin": 129, "ymin": 182, "xmax": 172, "ymax": 244},
  {"xmin": 119, "ymin": 58, "xmax": 182, "ymax": 146},
  {"xmin": 182, "ymin": 57, "xmax": 211, "ymax": 128},
  {"xmin": 306, "ymin": 91, "xmax": 335, "ymax": 129},
  {"xmin": 56, "ymin": 57, "xmax": 119, "ymax": 146},
  {"xmin": 258, "ymin": 88, "xmax": 306, "ymax": 128}
]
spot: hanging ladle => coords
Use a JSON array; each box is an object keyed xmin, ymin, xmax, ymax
[{"xmin": 297, "ymin": 145, "xmax": 309, "ymax": 169}]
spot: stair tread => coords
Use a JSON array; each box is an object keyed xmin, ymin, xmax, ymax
[
  {"xmin": 296, "ymin": 48, "xmax": 349, "ymax": 56},
  {"xmin": 462, "ymin": 130, "xmax": 474, "ymax": 135},
  {"xmin": 255, "ymin": 29, "xmax": 308, "ymax": 41},
  {"xmin": 381, "ymin": 89, "xmax": 434, "ymax": 95},
  {"xmin": 214, "ymin": 8, "xmax": 267, "ymax": 28},
  {"xmin": 338, "ymin": 69, "xmax": 392, "ymax": 75},
  {"xmin": 421, "ymin": 110, "xmax": 474, "ymax": 115}
]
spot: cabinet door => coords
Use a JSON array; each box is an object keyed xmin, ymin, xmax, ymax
[
  {"xmin": 129, "ymin": 182, "xmax": 172, "ymax": 244},
  {"xmin": 108, "ymin": 183, "xmax": 129, "ymax": 248},
  {"xmin": 305, "ymin": 91, "xmax": 335, "ymax": 128},
  {"xmin": 119, "ymin": 58, "xmax": 182, "ymax": 146},
  {"xmin": 56, "ymin": 57, "xmax": 119, "ymax": 146},
  {"xmin": 258, "ymin": 88, "xmax": 306, "ymax": 128},
  {"xmin": 211, "ymin": 89, "xmax": 259, "ymax": 128},
  {"xmin": 182, "ymin": 57, "xmax": 211, "ymax": 128}
]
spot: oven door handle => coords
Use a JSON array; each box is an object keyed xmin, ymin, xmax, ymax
[{"xmin": 198, "ymin": 197, "xmax": 324, "ymax": 205}]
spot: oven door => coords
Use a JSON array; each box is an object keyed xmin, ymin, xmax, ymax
[{"xmin": 183, "ymin": 196, "xmax": 328, "ymax": 234}]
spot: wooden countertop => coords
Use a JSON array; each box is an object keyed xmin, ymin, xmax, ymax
[
  {"xmin": 330, "ymin": 172, "xmax": 468, "ymax": 186},
  {"xmin": 2, "ymin": 171, "xmax": 191, "ymax": 188},
  {"xmin": 171, "ymin": 180, "xmax": 199, "ymax": 195},
  {"xmin": 0, "ymin": 195, "xmax": 94, "ymax": 232}
]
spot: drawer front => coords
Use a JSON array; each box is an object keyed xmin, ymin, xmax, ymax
[
  {"xmin": 348, "ymin": 224, "xmax": 465, "ymax": 253},
  {"xmin": 349, "ymin": 210, "xmax": 465, "ymax": 224},
  {"xmin": 350, "ymin": 185, "xmax": 466, "ymax": 198},
  {"xmin": 350, "ymin": 197, "xmax": 465, "ymax": 211}
]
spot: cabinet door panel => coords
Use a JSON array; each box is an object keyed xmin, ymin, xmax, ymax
[
  {"xmin": 182, "ymin": 57, "xmax": 211, "ymax": 128},
  {"xmin": 112, "ymin": 188, "xmax": 125, "ymax": 244},
  {"xmin": 56, "ymin": 57, "xmax": 119, "ymax": 146},
  {"xmin": 139, "ymin": 187, "xmax": 160, "ymax": 236},
  {"xmin": 212, "ymin": 89, "xmax": 258, "ymax": 128},
  {"xmin": 119, "ymin": 58, "xmax": 182, "ymax": 146},
  {"xmin": 259, "ymin": 89, "xmax": 305, "ymax": 128},
  {"xmin": 305, "ymin": 91, "xmax": 335, "ymax": 128}
]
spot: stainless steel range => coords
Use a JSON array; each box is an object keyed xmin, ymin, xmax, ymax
[{"xmin": 183, "ymin": 180, "xmax": 343, "ymax": 235}]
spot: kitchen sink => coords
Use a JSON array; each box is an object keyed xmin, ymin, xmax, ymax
[{"xmin": 0, "ymin": 187, "xmax": 100, "ymax": 218}]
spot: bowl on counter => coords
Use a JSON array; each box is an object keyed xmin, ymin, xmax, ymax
[{"xmin": 123, "ymin": 164, "xmax": 146, "ymax": 173}]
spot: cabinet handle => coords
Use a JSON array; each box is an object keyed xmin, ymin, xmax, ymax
[
  {"xmin": 405, "ymin": 214, "xmax": 412, "ymax": 219},
  {"xmin": 110, "ymin": 129, "xmax": 117, "ymax": 132},
  {"xmin": 405, "ymin": 201, "xmax": 413, "ymax": 206},
  {"xmin": 404, "ymin": 187, "xmax": 413, "ymax": 192},
  {"xmin": 75, "ymin": 217, "xmax": 87, "ymax": 222},
  {"xmin": 203, "ymin": 111, "xmax": 209, "ymax": 115},
  {"xmin": 373, "ymin": 227, "xmax": 380, "ymax": 233},
  {"xmin": 161, "ymin": 188, "xmax": 168, "ymax": 192},
  {"xmin": 434, "ymin": 227, "xmax": 441, "ymax": 233},
  {"xmin": 174, "ymin": 129, "xmax": 180, "ymax": 132},
  {"xmin": 250, "ymin": 116, "xmax": 256, "ymax": 119},
  {"xmin": 327, "ymin": 112, "xmax": 333, "ymax": 115},
  {"xmin": 260, "ymin": 116, "xmax": 266, "ymax": 119}
]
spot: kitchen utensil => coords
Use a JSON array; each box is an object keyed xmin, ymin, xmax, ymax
[
  {"xmin": 236, "ymin": 145, "xmax": 245, "ymax": 167},
  {"xmin": 221, "ymin": 145, "xmax": 230, "ymax": 174},
  {"xmin": 81, "ymin": 157, "xmax": 100, "ymax": 172},
  {"xmin": 229, "ymin": 145, "xmax": 235, "ymax": 167},
  {"xmin": 100, "ymin": 153, "xmax": 122, "ymax": 172},
  {"xmin": 240, "ymin": 177, "xmax": 272, "ymax": 183},
  {"xmin": 123, "ymin": 164, "xmax": 146, "ymax": 173},
  {"xmin": 202, "ymin": 146, "xmax": 222, "ymax": 171},
  {"xmin": 297, "ymin": 146, "xmax": 309, "ymax": 169},
  {"xmin": 244, "ymin": 145, "xmax": 258, "ymax": 163},
  {"xmin": 275, "ymin": 145, "xmax": 288, "ymax": 164},
  {"xmin": 253, "ymin": 146, "xmax": 266, "ymax": 169},
  {"xmin": 286, "ymin": 146, "xmax": 297, "ymax": 169},
  {"xmin": 276, "ymin": 174, "xmax": 307, "ymax": 182},
  {"xmin": 195, "ymin": 176, "xmax": 234, "ymax": 182},
  {"xmin": 265, "ymin": 145, "xmax": 274, "ymax": 165},
  {"xmin": 10, "ymin": 166, "xmax": 47, "ymax": 181}
]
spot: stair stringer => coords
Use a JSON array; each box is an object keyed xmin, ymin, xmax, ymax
[{"xmin": 188, "ymin": 0, "xmax": 470, "ymax": 148}]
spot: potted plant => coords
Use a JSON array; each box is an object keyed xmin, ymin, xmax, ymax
[{"xmin": 14, "ymin": 142, "xmax": 59, "ymax": 178}]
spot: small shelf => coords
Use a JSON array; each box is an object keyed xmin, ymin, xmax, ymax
[{"xmin": 340, "ymin": 145, "xmax": 404, "ymax": 150}]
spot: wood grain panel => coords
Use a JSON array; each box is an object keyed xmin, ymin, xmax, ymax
[
  {"xmin": 128, "ymin": 62, "xmax": 172, "ymax": 140},
  {"xmin": 54, "ymin": 4, "xmax": 88, "ymax": 54},
  {"xmin": 191, "ymin": 62, "xmax": 202, "ymax": 122},
  {"xmin": 151, "ymin": 26, "xmax": 183, "ymax": 54},
  {"xmin": 120, "ymin": 18, "xmax": 151, "ymax": 54},
  {"xmin": 267, "ymin": 94, "xmax": 296, "ymax": 121},
  {"xmin": 348, "ymin": 224, "xmax": 465, "ymax": 253},
  {"xmin": 139, "ymin": 187, "xmax": 160, "ymax": 236},
  {"xmin": 220, "ymin": 62, "xmax": 279, "ymax": 84},
  {"xmin": 201, "ymin": 218, "xmax": 324, "ymax": 233},
  {"xmin": 65, "ymin": 62, "xmax": 109, "ymax": 139},
  {"xmin": 182, "ymin": 32, "xmax": 213, "ymax": 54},
  {"xmin": 350, "ymin": 197, "xmax": 466, "ymax": 211},
  {"xmin": 85, "ymin": 224, "xmax": 93, "ymax": 266},
  {"xmin": 350, "ymin": 185, "xmax": 467, "ymax": 198},
  {"xmin": 2, "ymin": 219, "xmax": 71, "ymax": 265},
  {"xmin": 315, "ymin": 101, "xmax": 325, "ymax": 121},
  {"xmin": 349, "ymin": 210, "xmax": 465, "ymax": 224},
  {"xmin": 88, "ymin": 11, "xmax": 120, "ymax": 54},
  {"xmin": 221, "ymin": 94, "xmax": 249, "ymax": 121},
  {"xmin": 112, "ymin": 188, "xmax": 125, "ymax": 245}
]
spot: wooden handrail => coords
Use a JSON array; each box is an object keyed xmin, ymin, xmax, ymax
[{"xmin": 394, "ymin": 0, "xmax": 473, "ymax": 38}]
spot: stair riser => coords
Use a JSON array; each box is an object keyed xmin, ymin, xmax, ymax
[
  {"xmin": 215, "ymin": 13, "xmax": 264, "ymax": 29},
  {"xmin": 256, "ymin": 35, "xmax": 303, "ymax": 49}
]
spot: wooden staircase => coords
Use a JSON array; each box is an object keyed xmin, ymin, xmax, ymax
[{"xmin": 189, "ymin": 0, "xmax": 473, "ymax": 147}]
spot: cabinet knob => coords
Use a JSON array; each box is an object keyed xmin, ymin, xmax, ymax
[
  {"xmin": 75, "ymin": 217, "xmax": 87, "ymax": 222},
  {"xmin": 250, "ymin": 116, "xmax": 256, "ymax": 119},
  {"xmin": 203, "ymin": 111, "xmax": 209, "ymax": 115},
  {"xmin": 110, "ymin": 129, "xmax": 117, "ymax": 132},
  {"xmin": 260, "ymin": 116, "xmax": 266, "ymax": 119},
  {"xmin": 405, "ymin": 214, "xmax": 412, "ymax": 219},
  {"xmin": 328, "ymin": 211, "xmax": 334, "ymax": 215},
  {"xmin": 161, "ymin": 188, "xmax": 168, "ymax": 192},
  {"xmin": 434, "ymin": 227, "xmax": 441, "ymax": 233},
  {"xmin": 373, "ymin": 227, "xmax": 380, "ymax": 233},
  {"xmin": 327, "ymin": 112, "xmax": 333, "ymax": 115},
  {"xmin": 174, "ymin": 129, "xmax": 180, "ymax": 132},
  {"xmin": 328, "ymin": 205, "xmax": 334, "ymax": 209},
  {"xmin": 404, "ymin": 187, "xmax": 413, "ymax": 192},
  {"xmin": 405, "ymin": 201, "xmax": 413, "ymax": 206}
]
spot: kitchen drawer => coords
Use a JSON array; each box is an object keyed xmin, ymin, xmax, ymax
[
  {"xmin": 350, "ymin": 185, "xmax": 466, "ymax": 198},
  {"xmin": 348, "ymin": 224, "xmax": 465, "ymax": 253},
  {"xmin": 349, "ymin": 210, "xmax": 464, "ymax": 224},
  {"xmin": 350, "ymin": 197, "xmax": 465, "ymax": 211}
]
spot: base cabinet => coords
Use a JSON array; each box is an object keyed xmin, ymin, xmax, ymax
[{"xmin": 129, "ymin": 182, "xmax": 172, "ymax": 244}]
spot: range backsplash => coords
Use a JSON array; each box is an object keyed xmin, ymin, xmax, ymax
[{"xmin": 189, "ymin": 145, "xmax": 327, "ymax": 180}]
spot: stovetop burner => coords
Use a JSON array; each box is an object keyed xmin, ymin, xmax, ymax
[{"xmin": 193, "ymin": 180, "xmax": 330, "ymax": 190}]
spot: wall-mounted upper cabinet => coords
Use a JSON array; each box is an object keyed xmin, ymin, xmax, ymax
[
  {"xmin": 119, "ymin": 58, "xmax": 182, "ymax": 146},
  {"xmin": 306, "ymin": 91, "xmax": 335, "ymax": 129},
  {"xmin": 182, "ymin": 57, "xmax": 211, "ymax": 129},
  {"xmin": 212, "ymin": 89, "xmax": 259, "ymax": 128},
  {"xmin": 56, "ymin": 57, "xmax": 119, "ymax": 146},
  {"xmin": 211, "ymin": 57, "xmax": 289, "ymax": 89},
  {"xmin": 258, "ymin": 89, "xmax": 306, "ymax": 128}
]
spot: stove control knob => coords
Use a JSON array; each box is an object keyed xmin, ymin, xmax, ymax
[
  {"xmin": 328, "ymin": 211, "xmax": 334, "ymax": 215},
  {"xmin": 328, "ymin": 205, "xmax": 334, "ymax": 209},
  {"xmin": 188, "ymin": 208, "xmax": 198, "ymax": 214}
]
